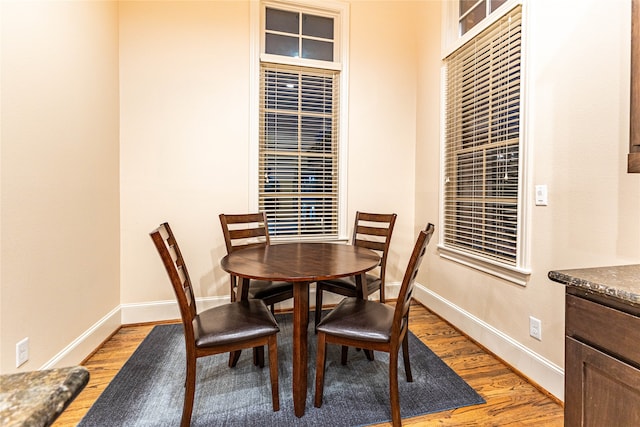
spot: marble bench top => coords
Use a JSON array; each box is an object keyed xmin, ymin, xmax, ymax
[
  {"xmin": 0, "ymin": 365, "xmax": 89, "ymax": 427},
  {"xmin": 548, "ymin": 264, "xmax": 640, "ymax": 306}
]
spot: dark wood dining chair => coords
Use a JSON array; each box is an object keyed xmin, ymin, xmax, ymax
[
  {"xmin": 314, "ymin": 223, "xmax": 435, "ymax": 427},
  {"xmin": 150, "ymin": 222, "xmax": 280, "ymax": 427},
  {"xmin": 219, "ymin": 212, "xmax": 294, "ymax": 313},
  {"xmin": 314, "ymin": 212, "xmax": 397, "ymax": 330}
]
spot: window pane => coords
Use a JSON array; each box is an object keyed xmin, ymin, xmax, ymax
[
  {"xmin": 263, "ymin": 154, "xmax": 300, "ymax": 191},
  {"xmin": 491, "ymin": 0, "xmax": 507, "ymax": 12},
  {"xmin": 265, "ymin": 71, "xmax": 299, "ymax": 110},
  {"xmin": 302, "ymin": 39, "xmax": 333, "ymax": 61},
  {"xmin": 301, "ymin": 116, "xmax": 332, "ymax": 152},
  {"xmin": 266, "ymin": 8, "xmax": 299, "ymax": 34},
  {"xmin": 301, "ymin": 74, "xmax": 333, "ymax": 113},
  {"xmin": 456, "ymin": 152, "xmax": 483, "ymax": 198},
  {"xmin": 301, "ymin": 197, "xmax": 336, "ymax": 235},
  {"xmin": 301, "ymin": 157, "xmax": 334, "ymax": 192},
  {"xmin": 485, "ymin": 144, "xmax": 519, "ymax": 198},
  {"xmin": 460, "ymin": 0, "xmax": 486, "ymax": 35},
  {"xmin": 264, "ymin": 113, "xmax": 298, "ymax": 151},
  {"xmin": 265, "ymin": 197, "xmax": 300, "ymax": 236},
  {"xmin": 302, "ymin": 14, "xmax": 333, "ymax": 39},
  {"xmin": 266, "ymin": 33, "xmax": 299, "ymax": 57},
  {"xmin": 460, "ymin": 0, "xmax": 478, "ymax": 16}
]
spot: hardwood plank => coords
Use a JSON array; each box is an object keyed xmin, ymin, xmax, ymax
[{"xmin": 53, "ymin": 303, "xmax": 563, "ymax": 426}]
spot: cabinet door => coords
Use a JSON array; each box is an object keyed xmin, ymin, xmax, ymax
[{"xmin": 565, "ymin": 337, "xmax": 640, "ymax": 426}]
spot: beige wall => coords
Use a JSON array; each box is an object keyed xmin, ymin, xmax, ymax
[
  {"xmin": 0, "ymin": 1, "xmax": 120, "ymax": 373},
  {"xmin": 119, "ymin": 0, "xmax": 253, "ymax": 306},
  {"xmin": 119, "ymin": 0, "xmax": 421, "ymax": 309},
  {"xmin": 347, "ymin": 1, "xmax": 422, "ymax": 278},
  {"xmin": 415, "ymin": 0, "xmax": 640, "ymax": 399}
]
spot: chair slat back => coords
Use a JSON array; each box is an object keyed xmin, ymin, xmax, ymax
[
  {"xmin": 150, "ymin": 223, "xmax": 198, "ymax": 330},
  {"xmin": 351, "ymin": 212, "xmax": 397, "ymax": 279},
  {"xmin": 393, "ymin": 223, "xmax": 435, "ymax": 337},
  {"xmin": 219, "ymin": 212, "xmax": 270, "ymax": 254}
]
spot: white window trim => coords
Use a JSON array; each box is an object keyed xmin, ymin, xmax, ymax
[
  {"xmin": 438, "ymin": 0, "xmax": 532, "ymax": 286},
  {"xmin": 249, "ymin": 0, "xmax": 350, "ymax": 241},
  {"xmin": 442, "ymin": 0, "xmax": 523, "ymax": 57}
]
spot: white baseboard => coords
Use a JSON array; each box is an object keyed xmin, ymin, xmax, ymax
[
  {"xmin": 119, "ymin": 289, "xmax": 345, "ymax": 323},
  {"xmin": 119, "ymin": 296, "xmax": 232, "ymax": 324},
  {"xmin": 42, "ymin": 283, "xmax": 565, "ymax": 403},
  {"xmin": 404, "ymin": 282, "xmax": 564, "ymax": 401},
  {"xmin": 40, "ymin": 305, "xmax": 121, "ymax": 370},
  {"xmin": 40, "ymin": 296, "xmax": 229, "ymax": 370}
]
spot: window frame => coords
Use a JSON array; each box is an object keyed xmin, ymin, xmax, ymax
[
  {"xmin": 439, "ymin": 0, "xmax": 531, "ymax": 286},
  {"xmin": 249, "ymin": 0, "xmax": 349, "ymax": 241}
]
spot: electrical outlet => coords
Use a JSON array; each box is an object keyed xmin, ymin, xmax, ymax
[
  {"xmin": 529, "ymin": 316, "xmax": 542, "ymax": 341},
  {"xmin": 16, "ymin": 337, "xmax": 29, "ymax": 367}
]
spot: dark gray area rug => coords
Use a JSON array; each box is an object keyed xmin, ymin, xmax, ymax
[{"xmin": 79, "ymin": 312, "xmax": 484, "ymax": 426}]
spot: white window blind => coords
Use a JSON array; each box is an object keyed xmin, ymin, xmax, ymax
[
  {"xmin": 443, "ymin": 5, "xmax": 522, "ymax": 266},
  {"xmin": 259, "ymin": 63, "xmax": 339, "ymax": 239}
]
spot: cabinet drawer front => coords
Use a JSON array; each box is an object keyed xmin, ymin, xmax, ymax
[{"xmin": 566, "ymin": 294, "xmax": 640, "ymax": 367}]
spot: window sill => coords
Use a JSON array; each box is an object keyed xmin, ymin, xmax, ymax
[{"xmin": 437, "ymin": 245, "xmax": 531, "ymax": 286}]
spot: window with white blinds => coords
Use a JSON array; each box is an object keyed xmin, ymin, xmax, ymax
[
  {"xmin": 443, "ymin": 5, "xmax": 523, "ymax": 267},
  {"xmin": 257, "ymin": 1, "xmax": 345, "ymax": 240},
  {"xmin": 259, "ymin": 63, "xmax": 339, "ymax": 239}
]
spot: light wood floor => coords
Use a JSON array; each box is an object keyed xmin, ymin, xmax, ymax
[{"xmin": 53, "ymin": 302, "xmax": 564, "ymax": 426}]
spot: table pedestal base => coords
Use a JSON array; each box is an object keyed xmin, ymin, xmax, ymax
[{"xmin": 292, "ymin": 282, "xmax": 310, "ymax": 417}]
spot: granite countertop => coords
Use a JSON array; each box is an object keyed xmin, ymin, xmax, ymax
[
  {"xmin": 548, "ymin": 264, "xmax": 640, "ymax": 306},
  {"xmin": 0, "ymin": 365, "xmax": 89, "ymax": 427}
]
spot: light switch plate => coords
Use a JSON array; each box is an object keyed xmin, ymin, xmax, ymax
[
  {"xmin": 535, "ymin": 185, "xmax": 548, "ymax": 206},
  {"xmin": 16, "ymin": 337, "xmax": 29, "ymax": 367}
]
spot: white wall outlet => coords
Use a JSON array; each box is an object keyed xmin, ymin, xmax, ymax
[
  {"xmin": 16, "ymin": 337, "xmax": 29, "ymax": 367},
  {"xmin": 529, "ymin": 316, "xmax": 542, "ymax": 341}
]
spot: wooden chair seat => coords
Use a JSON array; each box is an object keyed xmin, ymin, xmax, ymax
[
  {"xmin": 243, "ymin": 279, "xmax": 293, "ymax": 304},
  {"xmin": 193, "ymin": 300, "xmax": 280, "ymax": 347},
  {"xmin": 316, "ymin": 298, "xmax": 395, "ymax": 343},
  {"xmin": 316, "ymin": 273, "xmax": 381, "ymax": 298}
]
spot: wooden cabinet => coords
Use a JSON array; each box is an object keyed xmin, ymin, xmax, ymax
[{"xmin": 565, "ymin": 288, "xmax": 640, "ymax": 425}]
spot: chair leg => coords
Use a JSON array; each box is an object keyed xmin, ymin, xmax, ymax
[
  {"xmin": 181, "ymin": 354, "xmax": 197, "ymax": 427},
  {"xmin": 230, "ymin": 275, "xmax": 237, "ymax": 302},
  {"xmin": 314, "ymin": 286, "xmax": 323, "ymax": 333},
  {"xmin": 364, "ymin": 349, "xmax": 375, "ymax": 361},
  {"xmin": 228, "ymin": 350, "xmax": 241, "ymax": 368},
  {"xmin": 267, "ymin": 335, "xmax": 280, "ymax": 412},
  {"xmin": 341, "ymin": 345, "xmax": 348, "ymax": 365},
  {"xmin": 389, "ymin": 349, "xmax": 401, "ymax": 427},
  {"xmin": 314, "ymin": 332, "xmax": 327, "ymax": 407},
  {"xmin": 254, "ymin": 346, "xmax": 265, "ymax": 368},
  {"xmin": 402, "ymin": 333, "xmax": 413, "ymax": 382}
]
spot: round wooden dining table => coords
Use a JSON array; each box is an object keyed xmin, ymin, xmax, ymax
[{"xmin": 220, "ymin": 242, "xmax": 380, "ymax": 418}]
